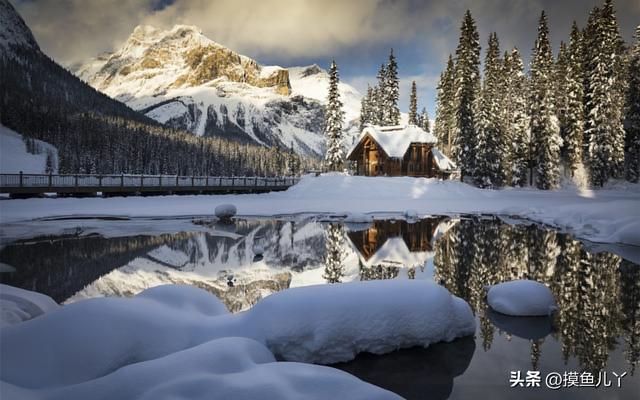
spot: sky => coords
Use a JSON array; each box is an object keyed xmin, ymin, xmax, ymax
[{"xmin": 10, "ymin": 0, "xmax": 640, "ymax": 116}]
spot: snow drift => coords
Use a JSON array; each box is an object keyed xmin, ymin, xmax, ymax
[
  {"xmin": 0, "ymin": 284, "xmax": 59, "ymax": 327},
  {"xmin": 0, "ymin": 282, "xmax": 474, "ymax": 398},
  {"xmin": 486, "ymin": 279, "xmax": 557, "ymax": 317}
]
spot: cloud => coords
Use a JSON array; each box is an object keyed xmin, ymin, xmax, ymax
[
  {"xmin": 13, "ymin": 0, "xmax": 159, "ymax": 65},
  {"xmin": 12, "ymin": 0, "xmax": 640, "ymax": 67}
]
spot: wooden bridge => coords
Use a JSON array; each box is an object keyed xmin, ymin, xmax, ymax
[{"xmin": 0, "ymin": 172, "xmax": 300, "ymax": 198}]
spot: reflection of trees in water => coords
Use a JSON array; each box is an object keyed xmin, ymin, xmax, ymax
[
  {"xmin": 323, "ymin": 223, "xmax": 346, "ymax": 283},
  {"xmin": 0, "ymin": 234, "xmax": 184, "ymax": 302},
  {"xmin": 433, "ymin": 218, "xmax": 638, "ymax": 372},
  {"xmin": 619, "ymin": 260, "xmax": 640, "ymax": 374}
]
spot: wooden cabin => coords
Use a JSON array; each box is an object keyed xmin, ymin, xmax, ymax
[{"xmin": 346, "ymin": 125, "xmax": 457, "ymax": 178}]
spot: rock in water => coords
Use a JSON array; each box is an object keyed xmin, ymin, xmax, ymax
[
  {"xmin": 215, "ymin": 204, "xmax": 237, "ymax": 222},
  {"xmin": 486, "ymin": 280, "xmax": 557, "ymax": 317}
]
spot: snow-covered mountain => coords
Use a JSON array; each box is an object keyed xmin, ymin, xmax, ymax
[
  {"xmin": 0, "ymin": 0, "xmax": 38, "ymax": 56},
  {"xmin": 76, "ymin": 25, "xmax": 362, "ymax": 156}
]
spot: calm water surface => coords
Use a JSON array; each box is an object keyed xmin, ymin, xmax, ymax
[{"xmin": 1, "ymin": 216, "xmax": 638, "ymax": 399}]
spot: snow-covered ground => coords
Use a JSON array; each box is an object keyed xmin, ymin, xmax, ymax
[
  {"xmin": 0, "ymin": 125, "xmax": 58, "ymax": 173},
  {"xmin": 0, "ymin": 282, "xmax": 473, "ymax": 399},
  {"xmin": 1, "ymin": 174, "xmax": 638, "ymax": 247}
]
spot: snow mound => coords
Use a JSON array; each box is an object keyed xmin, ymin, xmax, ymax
[
  {"xmin": 487, "ymin": 280, "xmax": 557, "ymax": 317},
  {"xmin": 215, "ymin": 204, "xmax": 237, "ymax": 221},
  {"xmin": 344, "ymin": 212, "xmax": 373, "ymax": 223},
  {"xmin": 0, "ymin": 281, "xmax": 474, "ymax": 396},
  {"xmin": 248, "ymin": 280, "xmax": 476, "ymax": 363},
  {"xmin": 5, "ymin": 336, "xmax": 400, "ymax": 400},
  {"xmin": 0, "ymin": 284, "xmax": 59, "ymax": 327}
]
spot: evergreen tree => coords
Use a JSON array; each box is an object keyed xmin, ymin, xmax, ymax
[
  {"xmin": 374, "ymin": 64, "xmax": 387, "ymax": 125},
  {"xmin": 452, "ymin": 10, "xmax": 481, "ymax": 180},
  {"xmin": 530, "ymin": 11, "xmax": 562, "ymax": 189},
  {"xmin": 625, "ymin": 25, "xmax": 640, "ymax": 182},
  {"xmin": 384, "ymin": 49, "xmax": 400, "ymax": 125},
  {"xmin": 323, "ymin": 60, "xmax": 345, "ymax": 171},
  {"xmin": 475, "ymin": 33, "xmax": 507, "ymax": 188},
  {"xmin": 555, "ymin": 41, "xmax": 570, "ymax": 149},
  {"xmin": 504, "ymin": 48, "xmax": 530, "ymax": 186},
  {"xmin": 563, "ymin": 22, "xmax": 585, "ymax": 177},
  {"xmin": 434, "ymin": 54, "xmax": 456, "ymax": 154},
  {"xmin": 408, "ymin": 80, "xmax": 418, "ymax": 125},
  {"xmin": 586, "ymin": 0, "xmax": 626, "ymax": 186},
  {"xmin": 419, "ymin": 107, "xmax": 430, "ymax": 133},
  {"xmin": 359, "ymin": 85, "xmax": 373, "ymax": 131}
]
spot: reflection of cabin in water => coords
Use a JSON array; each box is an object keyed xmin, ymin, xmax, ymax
[
  {"xmin": 347, "ymin": 218, "xmax": 448, "ymax": 269},
  {"xmin": 346, "ymin": 125, "xmax": 457, "ymax": 178}
]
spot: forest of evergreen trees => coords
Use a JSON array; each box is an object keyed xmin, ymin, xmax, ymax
[
  {"xmin": 0, "ymin": 47, "xmax": 313, "ymax": 176},
  {"xmin": 433, "ymin": 0, "xmax": 640, "ymax": 189},
  {"xmin": 357, "ymin": 49, "xmax": 431, "ymax": 134}
]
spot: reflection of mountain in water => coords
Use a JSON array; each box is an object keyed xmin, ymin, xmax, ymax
[
  {"xmin": 432, "ymin": 217, "xmax": 640, "ymax": 374},
  {"xmin": 0, "ymin": 234, "xmax": 179, "ymax": 303}
]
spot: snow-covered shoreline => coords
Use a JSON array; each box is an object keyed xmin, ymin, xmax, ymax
[{"xmin": 1, "ymin": 174, "xmax": 639, "ymax": 246}]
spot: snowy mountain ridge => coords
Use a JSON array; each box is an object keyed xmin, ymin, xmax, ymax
[
  {"xmin": 0, "ymin": 0, "xmax": 39, "ymax": 55},
  {"xmin": 76, "ymin": 25, "xmax": 362, "ymax": 156}
]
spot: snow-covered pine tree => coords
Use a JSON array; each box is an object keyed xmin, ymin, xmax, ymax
[
  {"xmin": 586, "ymin": 0, "xmax": 626, "ymax": 186},
  {"xmin": 626, "ymin": 25, "xmax": 640, "ymax": 182},
  {"xmin": 530, "ymin": 11, "xmax": 562, "ymax": 189},
  {"xmin": 434, "ymin": 54, "xmax": 456, "ymax": 155},
  {"xmin": 419, "ymin": 107, "xmax": 430, "ymax": 133},
  {"xmin": 554, "ymin": 41, "xmax": 570, "ymax": 143},
  {"xmin": 408, "ymin": 80, "xmax": 418, "ymax": 125},
  {"xmin": 475, "ymin": 33, "xmax": 506, "ymax": 188},
  {"xmin": 374, "ymin": 64, "xmax": 387, "ymax": 125},
  {"xmin": 505, "ymin": 48, "xmax": 531, "ymax": 186},
  {"xmin": 384, "ymin": 49, "xmax": 400, "ymax": 125},
  {"xmin": 564, "ymin": 22, "xmax": 585, "ymax": 177},
  {"xmin": 359, "ymin": 85, "xmax": 372, "ymax": 131},
  {"xmin": 323, "ymin": 60, "xmax": 345, "ymax": 172},
  {"xmin": 452, "ymin": 10, "xmax": 481, "ymax": 180},
  {"xmin": 323, "ymin": 223, "xmax": 346, "ymax": 283}
]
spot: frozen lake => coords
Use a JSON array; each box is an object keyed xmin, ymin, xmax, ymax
[{"xmin": 1, "ymin": 215, "xmax": 638, "ymax": 399}]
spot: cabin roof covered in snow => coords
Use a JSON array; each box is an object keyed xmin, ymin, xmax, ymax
[
  {"xmin": 347, "ymin": 124, "xmax": 437, "ymax": 159},
  {"xmin": 431, "ymin": 147, "xmax": 457, "ymax": 172}
]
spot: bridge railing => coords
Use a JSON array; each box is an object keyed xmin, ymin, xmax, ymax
[{"xmin": 0, "ymin": 173, "xmax": 300, "ymax": 189}]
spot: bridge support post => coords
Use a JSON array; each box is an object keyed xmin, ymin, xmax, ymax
[{"xmin": 19, "ymin": 171, "xmax": 23, "ymax": 187}]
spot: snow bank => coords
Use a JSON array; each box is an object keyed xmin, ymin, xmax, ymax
[
  {"xmin": 3, "ymin": 174, "xmax": 637, "ymax": 247},
  {"xmin": 0, "ymin": 284, "xmax": 59, "ymax": 327},
  {"xmin": 5, "ymin": 337, "xmax": 400, "ymax": 400},
  {"xmin": 214, "ymin": 203, "xmax": 237, "ymax": 221},
  {"xmin": 0, "ymin": 281, "xmax": 473, "ymax": 397},
  {"xmin": 344, "ymin": 212, "xmax": 373, "ymax": 223},
  {"xmin": 249, "ymin": 280, "xmax": 475, "ymax": 363},
  {"xmin": 0, "ymin": 124, "xmax": 58, "ymax": 173},
  {"xmin": 487, "ymin": 280, "xmax": 557, "ymax": 317}
]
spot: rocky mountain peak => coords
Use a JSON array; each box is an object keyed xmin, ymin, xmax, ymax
[
  {"xmin": 0, "ymin": 0, "xmax": 39, "ymax": 54},
  {"xmin": 77, "ymin": 24, "xmax": 291, "ymax": 97}
]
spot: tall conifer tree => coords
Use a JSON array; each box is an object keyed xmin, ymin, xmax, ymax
[
  {"xmin": 324, "ymin": 60, "xmax": 345, "ymax": 171},
  {"xmin": 452, "ymin": 10, "xmax": 481, "ymax": 180},
  {"xmin": 530, "ymin": 11, "xmax": 562, "ymax": 189}
]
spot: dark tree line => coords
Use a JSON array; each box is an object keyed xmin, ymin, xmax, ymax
[
  {"xmin": 0, "ymin": 47, "xmax": 315, "ymax": 176},
  {"xmin": 433, "ymin": 218, "xmax": 639, "ymax": 372},
  {"xmin": 434, "ymin": 0, "xmax": 640, "ymax": 189}
]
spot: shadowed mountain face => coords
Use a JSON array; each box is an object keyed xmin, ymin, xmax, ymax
[
  {"xmin": 74, "ymin": 24, "xmax": 363, "ymax": 156},
  {"xmin": 0, "ymin": 1, "xmax": 306, "ymax": 176}
]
